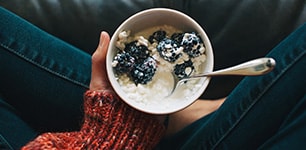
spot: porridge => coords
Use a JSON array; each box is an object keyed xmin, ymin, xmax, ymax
[{"xmin": 112, "ymin": 25, "xmax": 206, "ymax": 108}]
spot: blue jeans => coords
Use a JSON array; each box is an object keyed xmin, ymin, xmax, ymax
[
  {"xmin": 0, "ymin": 7, "xmax": 305, "ymax": 150},
  {"xmin": 157, "ymin": 24, "xmax": 306, "ymax": 149},
  {"xmin": 0, "ymin": 7, "xmax": 90, "ymax": 149}
]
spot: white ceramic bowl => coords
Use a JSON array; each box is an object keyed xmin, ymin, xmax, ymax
[{"xmin": 106, "ymin": 8, "xmax": 214, "ymax": 114}]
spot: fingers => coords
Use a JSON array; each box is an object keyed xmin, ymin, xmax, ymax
[{"xmin": 90, "ymin": 31, "xmax": 111, "ymax": 90}]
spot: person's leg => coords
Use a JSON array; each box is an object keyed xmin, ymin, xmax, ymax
[
  {"xmin": 0, "ymin": 7, "xmax": 92, "ymax": 149},
  {"xmin": 0, "ymin": 96, "xmax": 37, "ymax": 149},
  {"xmin": 258, "ymin": 95, "xmax": 306, "ymax": 149},
  {"xmin": 157, "ymin": 23, "xmax": 306, "ymax": 149},
  {"xmin": 208, "ymin": 23, "xmax": 306, "ymax": 149}
]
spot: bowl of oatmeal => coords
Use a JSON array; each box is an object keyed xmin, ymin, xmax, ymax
[{"xmin": 106, "ymin": 8, "xmax": 213, "ymax": 114}]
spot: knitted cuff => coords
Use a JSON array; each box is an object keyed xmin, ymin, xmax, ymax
[{"xmin": 82, "ymin": 90, "xmax": 166, "ymax": 149}]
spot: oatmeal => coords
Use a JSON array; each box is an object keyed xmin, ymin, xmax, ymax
[{"xmin": 112, "ymin": 25, "xmax": 206, "ymax": 106}]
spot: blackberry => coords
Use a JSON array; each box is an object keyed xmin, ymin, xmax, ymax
[
  {"xmin": 131, "ymin": 57, "xmax": 157, "ymax": 85},
  {"xmin": 149, "ymin": 30, "xmax": 167, "ymax": 43},
  {"xmin": 181, "ymin": 32, "xmax": 205, "ymax": 58},
  {"xmin": 174, "ymin": 59, "xmax": 194, "ymax": 79},
  {"xmin": 157, "ymin": 38, "xmax": 182, "ymax": 62},
  {"xmin": 171, "ymin": 32, "xmax": 184, "ymax": 44},
  {"xmin": 124, "ymin": 41, "xmax": 150, "ymax": 62},
  {"xmin": 112, "ymin": 52, "xmax": 136, "ymax": 74}
]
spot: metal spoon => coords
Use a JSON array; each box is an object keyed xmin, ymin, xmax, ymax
[{"xmin": 168, "ymin": 57, "xmax": 276, "ymax": 96}]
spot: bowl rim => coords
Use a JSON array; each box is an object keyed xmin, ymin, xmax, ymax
[{"xmin": 106, "ymin": 8, "xmax": 214, "ymax": 114}]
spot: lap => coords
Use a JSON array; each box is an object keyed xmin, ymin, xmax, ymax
[
  {"xmin": 0, "ymin": 6, "xmax": 91, "ymax": 136},
  {"xmin": 158, "ymin": 23, "xmax": 306, "ymax": 149}
]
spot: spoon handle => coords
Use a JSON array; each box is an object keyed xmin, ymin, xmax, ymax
[{"xmin": 191, "ymin": 57, "xmax": 276, "ymax": 78}]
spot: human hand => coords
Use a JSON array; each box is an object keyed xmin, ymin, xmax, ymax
[
  {"xmin": 89, "ymin": 31, "xmax": 113, "ymax": 92},
  {"xmin": 89, "ymin": 31, "xmax": 168, "ymax": 125}
]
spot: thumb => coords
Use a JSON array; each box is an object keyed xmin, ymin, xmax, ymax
[{"xmin": 90, "ymin": 31, "xmax": 111, "ymax": 90}]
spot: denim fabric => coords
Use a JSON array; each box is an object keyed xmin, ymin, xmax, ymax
[
  {"xmin": 0, "ymin": 96, "xmax": 37, "ymax": 150},
  {"xmin": 0, "ymin": 7, "xmax": 91, "ymax": 149},
  {"xmin": 1, "ymin": 6, "xmax": 306, "ymax": 150},
  {"xmin": 157, "ymin": 24, "xmax": 306, "ymax": 149}
]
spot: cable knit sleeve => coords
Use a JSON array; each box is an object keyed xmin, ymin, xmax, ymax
[{"xmin": 22, "ymin": 90, "xmax": 166, "ymax": 150}]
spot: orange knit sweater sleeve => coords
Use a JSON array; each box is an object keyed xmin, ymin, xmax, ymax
[{"xmin": 22, "ymin": 90, "xmax": 166, "ymax": 150}]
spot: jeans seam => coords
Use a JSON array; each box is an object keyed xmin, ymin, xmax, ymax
[
  {"xmin": 211, "ymin": 48, "xmax": 305, "ymax": 149},
  {"xmin": 0, "ymin": 42, "xmax": 89, "ymax": 89},
  {"xmin": 0, "ymin": 134, "xmax": 13, "ymax": 150}
]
